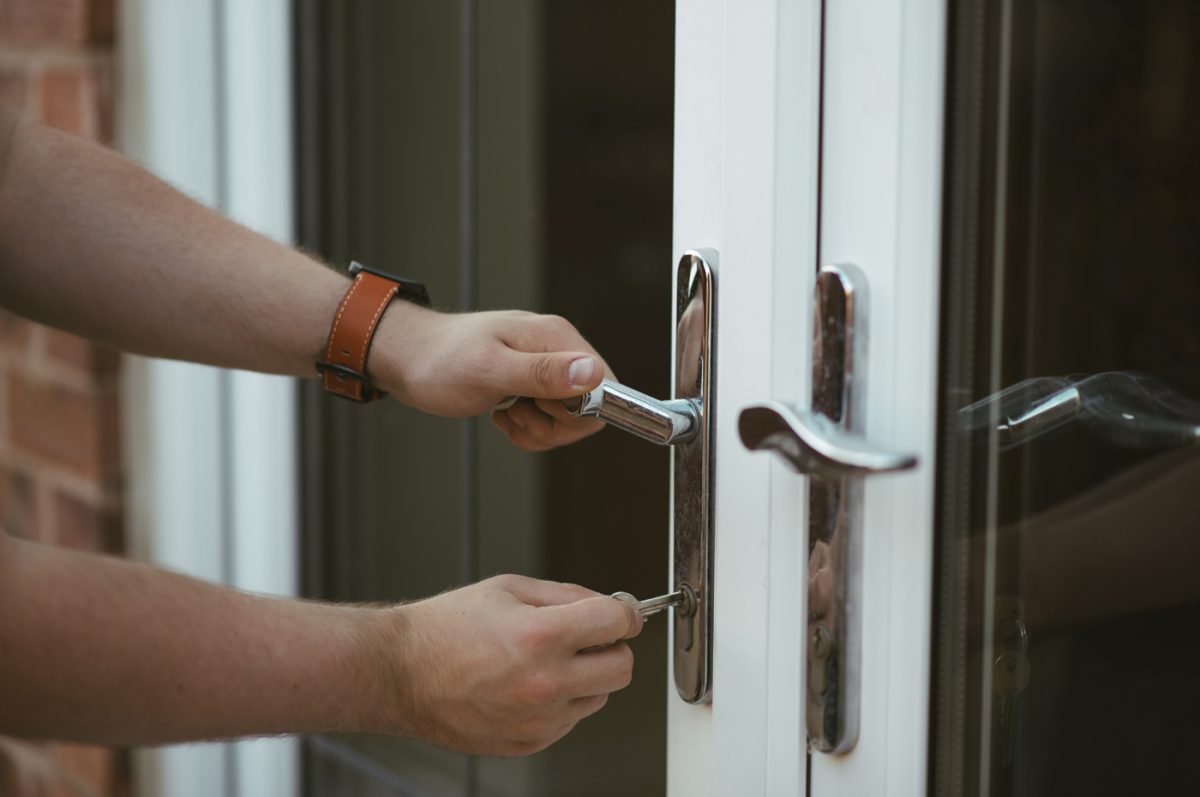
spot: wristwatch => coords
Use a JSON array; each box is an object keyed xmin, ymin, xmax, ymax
[{"xmin": 316, "ymin": 261, "xmax": 430, "ymax": 402}]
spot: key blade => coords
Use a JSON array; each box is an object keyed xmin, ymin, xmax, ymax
[{"xmin": 638, "ymin": 591, "xmax": 685, "ymax": 617}]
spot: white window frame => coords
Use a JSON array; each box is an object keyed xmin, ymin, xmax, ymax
[{"xmin": 118, "ymin": 2, "xmax": 299, "ymax": 796}]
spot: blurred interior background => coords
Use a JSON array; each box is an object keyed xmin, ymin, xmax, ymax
[{"xmin": 296, "ymin": 2, "xmax": 675, "ymax": 795}]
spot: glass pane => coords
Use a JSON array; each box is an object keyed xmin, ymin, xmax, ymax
[
  {"xmin": 933, "ymin": 1, "xmax": 1200, "ymax": 794},
  {"xmin": 297, "ymin": 2, "xmax": 673, "ymax": 795},
  {"xmin": 307, "ymin": 738, "xmax": 442, "ymax": 797}
]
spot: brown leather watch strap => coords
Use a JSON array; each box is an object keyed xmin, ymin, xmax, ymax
[{"xmin": 319, "ymin": 270, "xmax": 401, "ymax": 402}]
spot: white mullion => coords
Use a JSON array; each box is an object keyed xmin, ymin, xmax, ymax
[
  {"xmin": 881, "ymin": 0, "xmax": 948, "ymax": 793},
  {"xmin": 764, "ymin": 0, "xmax": 823, "ymax": 793},
  {"xmin": 812, "ymin": 0, "xmax": 949, "ymax": 794},
  {"xmin": 713, "ymin": 0, "xmax": 787, "ymax": 793},
  {"xmin": 668, "ymin": 0, "xmax": 724, "ymax": 793},
  {"xmin": 218, "ymin": 1, "xmax": 300, "ymax": 796},
  {"xmin": 118, "ymin": 1, "xmax": 232, "ymax": 796}
]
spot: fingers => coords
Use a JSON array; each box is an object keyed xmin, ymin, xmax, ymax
[
  {"xmin": 490, "ymin": 398, "xmax": 603, "ymax": 452},
  {"xmin": 495, "ymin": 577, "xmax": 642, "ymax": 647},
  {"xmin": 567, "ymin": 644, "xmax": 635, "ymax": 697},
  {"xmin": 481, "ymin": 312, "xmax": 620, "ymax": 451},
  {"xmin": 568, "ymin": 693, "xmax": 610, "ymax": 722},
  {"xmin": 497, "ymin": 313, "xmax": 600, "ymax": 358},
  {"xmin": 394, "ymin": 576, "xmax": 641, "ymax": 757},
  {"xmin": 541, "ymin": 594, "xmax": 644, "ymax": 651},
  {"xmin": 492, "ymin": 313, "xmax": 615, "ymax": 399},
  {"xmin": 504, "ymin": 350, "xmax": 604, "ymax": 399}
]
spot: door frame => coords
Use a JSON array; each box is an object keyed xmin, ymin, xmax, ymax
[
  {"xmin": 813, "ymin": 0, "xmax": 946, "ymax": 794},
  {"xmin": 670, "ymin": 1, "xmax": 823, "ymax": 794},
  {"xmin": 670, "ymin": 0, "xmax": 948, "ymax": 794},
  {"xmin": 118, "ymin": 2, "xmax": 299, "ymax": 796}
]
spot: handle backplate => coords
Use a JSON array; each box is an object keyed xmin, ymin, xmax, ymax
[
  {"xmin": 672, "ymin": 249, "xmax": 716, "ymax": 704},
  {"xmin": 738, "ymin": 264, "xmax": 917, "ymax": 753}
]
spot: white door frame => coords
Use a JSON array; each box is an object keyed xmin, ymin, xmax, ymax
[
  {"xmin": 118, "ymin": 2, "xmax": 299, "ymax": 796},
  {"xmin": 670, "ymin": 1, "xmax": 822, "ymax": 794},
  {"xmin": 813, "ymin": 1, "xmax": 946, "ymax": 794},
  {"xmin": 670, "ymin": 1, "xmax": 947, "ymax": 794}
]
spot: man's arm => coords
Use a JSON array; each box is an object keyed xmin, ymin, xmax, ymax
[
  {"xmin": 0, "ymin": 532, "xmax": 641, "ymax": 755},
  {"xmin": 0, "ymin": 106, "xmax": 608, "ymax": 449}
]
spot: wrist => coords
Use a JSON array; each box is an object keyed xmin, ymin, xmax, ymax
[
  {"xmin": 366, "ymin": 300, "xmax": 441, "ymax": 404},
  {"xmin": 317, "ymin": 262, "xmax": 431, "ymax": 403},
  {"xmin": 340, "ymin": 603, "xmax": 416, "ymax": 736}
]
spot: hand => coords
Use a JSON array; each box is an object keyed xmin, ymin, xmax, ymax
[
  {"xmin": 374, "ymin": 575, "xmax": 643, "ymax": 756},
  {"xmin": 371, "ymin": 305, "xmax": 615, "ymax": 451}
]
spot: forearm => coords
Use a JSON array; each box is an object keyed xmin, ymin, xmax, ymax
[
  {"xmin": 0, "ymin": 106, "xmax": 612, "ymax": 448},
  {"xmin": 0, "ymin": 535, "xmax": 395, "ymax": 745},
  {"xmin": 0, "ymin": 107, "xmax": 345, "ymax": 377}
]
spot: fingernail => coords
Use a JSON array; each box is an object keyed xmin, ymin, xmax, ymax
[
  {"xmin": 568, "ymin": 357, "xmax": 595, "ymax": 389},
  {"xmin": 509, "ymin": 412, "xmax": 526, "ymax": 430}
]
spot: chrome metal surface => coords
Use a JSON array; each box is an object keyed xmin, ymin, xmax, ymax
[
  {"xmin": 563, "ymin": 380, "xmax": 698, "ymax": 445},
  {"xmin": 569, "ymin": 250, "xmax": 715, "ymax": 703},
  {"xmin": 738, "ymin": 402, "xmax": 917, "ymax": 476},
  {"xmin": 610, "ymin": 588, "xmax": 693, "ymax": 618},
  {"xmin": 672, "ymin": 249, "xmax": 716, "ymax": 704},
  {"xmin": 737, "ymin": 263, "xmax": 916, "ymax": 754}
]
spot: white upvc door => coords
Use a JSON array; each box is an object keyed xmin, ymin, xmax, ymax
[
  {"xmin": 669, "ymin": 1, "xmax": 946, "ymax": 794},
  {"xmin": 669, "ymin": 1, "xmax": 822, "ymax": 794},
  {"xmin": 812, "ymin": 0, "xmax": 946, "ymax": 794}
]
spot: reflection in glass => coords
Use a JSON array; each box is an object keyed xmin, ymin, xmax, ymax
[
  {"xmin": 958, "ymin": 371, "xmax": 1200, "ymax": 450},
  {"xmin": 933, "ymin": 1, "xmax": 1200, "ymax": 794}
]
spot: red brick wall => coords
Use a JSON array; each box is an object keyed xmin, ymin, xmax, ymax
[{"xmin": 0, "ymin": 1, "xmax": 129, "ymax": 795}]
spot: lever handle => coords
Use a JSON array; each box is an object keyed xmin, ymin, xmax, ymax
[
  {"xmin": 738, "ymin": 401, "xmax": 916, "ymax": 477},
  {"xmin": 565, "ymin": 250, "xmax": 716, "ymax": 706},
  {"xmin": 563, "ymin": 379, "xmax": 699, "ymax": 446},
  {"xmin": 735, "ymin": 263, "xmax": 917, "ymax": 755}
]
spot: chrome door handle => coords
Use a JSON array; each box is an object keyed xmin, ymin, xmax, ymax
[
  {"xmin": 564, "ymin": 249, "xmax": 717, "ymax": 705},
  {"xmin": 738, "ymin": 401, "xmax": 916, "ymax": 476},
  {"xmin": 563, "ymin": 380, "xmax": 699, "ymax": 446},
  {"xmin": 737, "ymin": 264, "xmax": 916, "ymax": 755}
]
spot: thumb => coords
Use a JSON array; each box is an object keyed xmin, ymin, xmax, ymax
[{"xmin": 504, "ymin": 350, "xmax": 604, "ymax": 399}]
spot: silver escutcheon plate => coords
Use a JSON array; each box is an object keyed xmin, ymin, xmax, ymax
[
  {"xmin": 736, "ymin": 264, "xmax": 917, "ymax": 752},
  {"xmin": 672, "ymin": 249, "xmax": 715, "ymax": 704},
  {"xmin": 806, "ymin": 263, "xmax": 866, "ymax": 752}
]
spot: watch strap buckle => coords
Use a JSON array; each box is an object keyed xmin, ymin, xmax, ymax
[{"xmin": 315, "ymin": 361, "xmax": 386, "ymax": 403}]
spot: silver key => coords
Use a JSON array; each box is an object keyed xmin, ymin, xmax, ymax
[{"xmin": 611, "ymin": 589, "xmax": 690, "ymax": 618}]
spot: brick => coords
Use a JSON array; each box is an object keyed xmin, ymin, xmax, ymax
[
  {"xmin": 53, "ymin": 489, "xmax": 121, "ymax": 553},
  {"xmin": 0, "ymin": 738, "xmax": 63, "ymax": 796},
  {"xmin": 39, "ymin": 63, "xmax": 110, "ymax": 141},
  {"xmin": 0, "ymin": 0, "xmax": 113, "ymax": 46},
  {"xmin": 46, "ymin": 776, "xmax": 91, "ymax": 797},
  {"xmin": 0, "ymin": 66, "xmax": 27, "ymax": 111},
  {"xmin": 0, "ymin": 309, "xmax": 34, "ymax": 354},
  {"xmin": 45, "ymin": 329, "xmax": 121, "ymax": 377},
  {"xmin": 7, "ymin": 371, "xmax": 119, "ymax": 482},
  {"xmin": 55, "ymin": 744, "xmax": 115, "ymax": 796},
  {"xmin": 0, "ymin": 467, "xmax": 36, "ymax": 539}
]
